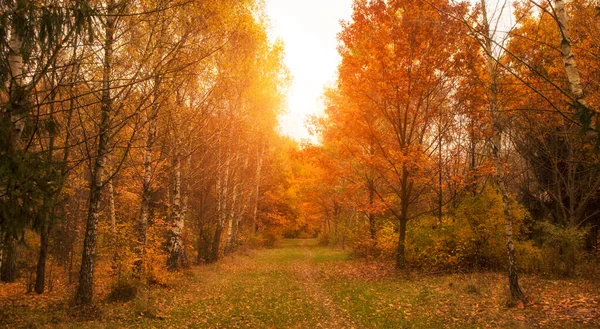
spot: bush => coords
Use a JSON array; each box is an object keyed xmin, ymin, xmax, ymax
[
  {"xmin": 263, "ymin": 231, "xmax": 280, "ymax": 248},
  {"xmin": 353, "ymin": 222, "xmax": 397, "ymax": 260},
  {"xmin": 107, "ymin": 278, "xmax": 139, "ymax": 303},
  {"xmin": 246, "ymin": 231, "xmax": 282, "ymax": 248},
  {"xmin": 515, "ymin": 240, "xmax": 543, "ymax": 273},
  {"xmin": 538, "ymin": 222, "xmax": 586, "ymax": 277},
  {"xmin": 406, "ymin": 187, "xmax": 531, "ymax": 272},
  {"xmin": 317, "ymin": 232, "xmax": 330, "ymax": 246}
]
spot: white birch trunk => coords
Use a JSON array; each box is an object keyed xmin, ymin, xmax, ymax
[
  {"xmin": 252, "ymin": 142, "xmax": 265, "ymax": 232},
  {"xmin": 225, "ymin": 169, "xmax": 239, "ymax": 254},
  {"xmin": 75, "ymin": 1, "xmax": 115, "ymax": 305},
  {"xmin": 481, "ymin": 0, "xmax": 524, "ymax": 301},
  {"xmin": 211, "ymin": 127, "xmax": 223, "ymax": 263},
  {"xmin": 554, "ymin": 0, "xmax": 588, "ymax": 110},
  {"xmin": 136, "ymin": 76, "xmax": 160, "ymax": 273},
  {"xmin": 6, "ymin": 27, "xmax": 25, "ymax": 143},
  {"xmin": 167, "ymin": 149, "xmax": 185, "ymax": 270},
  {"xmin": 231, "ymin": 150, "xmax": 251, "ymax": 251},
  {"xmin": 166, "ymin": 93, "xmax": 187, "ymax": 270}
]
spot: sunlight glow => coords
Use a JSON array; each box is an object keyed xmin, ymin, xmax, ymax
[{"xmin": 266, "ymin": 0, "xmax": 353, "ymax": 142}]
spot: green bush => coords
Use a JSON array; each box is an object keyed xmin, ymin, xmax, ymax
[
  {"xmin": 406, "ymin": 187, "xmax": 530, "ymax": 272},
  {"xmin": 538, "ymin": 222, "xmax": 586, "ymax": 277},
  {"xmin": 353, "ymin": 221, "xmax": 397, "ymax": 260}
]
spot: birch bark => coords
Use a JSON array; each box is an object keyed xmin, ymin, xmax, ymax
[
  {"xmin": 480, "ymin": 0, "xmax": 524, "ymax": 301},
  {"xmin": 75, "ymin": 1, "xmax": 115, "ymax": 305},
  {"xmin": 554, "ymin": 0, "xmax": 589, "ymax": 111}
]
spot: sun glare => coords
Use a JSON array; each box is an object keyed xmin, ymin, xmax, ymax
[{"xmin": 266, "ymin": 0, "xmax": 353, "ymax": 142}]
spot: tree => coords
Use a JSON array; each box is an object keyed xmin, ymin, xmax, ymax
[
  {"xmin": 327, "ymin": 0, "xmax": 470, "ymax": 268},
  {"xmin": 478, "ymin": 0, "xmax": 525, "ymax": 301},
  {"xmin": 1, "ymin": 0, "xmax": 94, "ymax": 284}
]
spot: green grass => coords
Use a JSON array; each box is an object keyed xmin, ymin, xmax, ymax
[{"xmin": 1, "ymin": 239, "xmax": 599, "ymax": 328}]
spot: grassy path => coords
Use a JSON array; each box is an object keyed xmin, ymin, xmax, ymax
[{"xmin": 1, "ymin": 239, "xmax": 599, "ymax": 328}]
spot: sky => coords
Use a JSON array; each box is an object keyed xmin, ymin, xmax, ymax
[
  {"xmin": 266, "ymin": 0, "xmax": 512, "ymax": 142},
  {"xmin": 265, "ymin": 0, "xmax": 354, "ymax": 142}
]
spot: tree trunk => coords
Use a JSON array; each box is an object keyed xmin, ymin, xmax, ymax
[
  {"xmin": 34, "ymin": 219, "xmax": 49, "ymax": 293},
  {"xmin": 35, "ymin": 70, "xmax": 58, "ymax": 295},
  {"xmin": 395, "ymin": 216, "xmax": 407, "ymax": 269},
  {"xmin": 75, "ymin": 2, "xmax": 115, "ymax": 305},
  {"xmin": 211, "ymin": 222, "xmax": 223, "ymax": 263},
  {"xmin": 196, "ymin": 193, "xmax": 207, "ymax": 264},
  {"xmin": 225, "ymin": 172, "xmax": 239, "ymax": 255},
  {"xmin": 137, "ymin": 76, "xmax": 160, "ymax": 274},
  {"xmin": 438, "ymin": 121, "xmax": 443, "ymax": 223},
  {"xmin": 0, "ymin": 234, "xmax": 17, "ymax": 282},
  {"xmin": 167, "ymin": 150, "xmax": 186, "ymax": 271},
  {"xmin": 212, "ymin": 132, "xmax": 223, "ymax": 263},
  {"xmin": 1, "ymin": 5, "xmax": 25, "ymax": 283},
  {"xmin": 554, "ymin": 0, "xmax": 588, "ymax": 111},
  {"xmin": 368, "ymin": 182, "xmax": 376, "ymax": 239},
  {"xmin": 481, "ymin": 0, "xmax": 524, "ymax": 302},
  {"xmin": 395, "ymin": 164, "xmax": 412, "ymax": 269},
  {"xmin": 6, "ymin": 14, "xmax": 26, "ymax": 146},
  {"xmin": 252, "ymin": 142, "xmax": 265, "ymax": 232}
]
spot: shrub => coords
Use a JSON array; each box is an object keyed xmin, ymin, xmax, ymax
[
  {"xmin": 515, "ymin": 240, "xmax": 543, "ymax": 273},
  {"xmin": 107, "ymin": 278, "xmax": 139, "ymax": 303},
  {"xmin": 353, "ymin": 221, "xmax": 397, "ymax": 260},
  {"xmin": 263, "ymin": 231, "xmax": 280, "ymax": 248},
  {"xmin": 538, "ymin": 222, "xmax": 586, "ymax": 277},
  {"xmin": 317, "ymin": 232, "xmax": 330, "ymax": 246},
  {"xmin": 406, "ymin": 187, "xmax": 531, "ymax": 272}
]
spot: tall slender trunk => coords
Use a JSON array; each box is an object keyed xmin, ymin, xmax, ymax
[
  {"xmin": 75, "ymin": 2, "xmax": 115, "ymax": 305},
  {"xmin": 35, "ymin": 71, "xmax": 58, "ymax": 294},
  {"xmin": 230, "ymin": 150, "xmax": 250, "ymax": 249},
  {"xmin": 137, "ymin": 4, "xmax": 169, "ymax": 271},
  {"xmin": 212, "ymin": 131, "xmax": 223, "ymax": 263},
  {"xmin": 395, "ymin": 165, "xmax": 412, "ymax": 269},
  {"xmin": 225, "ymin": 175, "xmax": 238, "ymax": 255},
  {"xmin": 136, "ymin": 78, "xmax": 160, "ymax": 274},
  {"xmin": 35, "ymin": 218, "xmax": 50, "ymax": 293},
  {"xmin": 167, "ymin": 148, "xmax": 186, "ymax": 270},
  {"xmin": 212, "ymin": 125, "xmax": 231, "ymax": 262},
  {"xmin": 368, "ymin": 181, "xmax": 376, "ymax": 239},
  {"xmin": 196, "ymin": 191, "xmax": 207, "ymax": 264},
  {"xmin": 6, "ymin": 15, "xmax": 26, "ymax": 146},
  {"xmin": 0, "ymin": 234, "xmax": 17, "ymax": 282},
  {"xmin": 211, "ymin": 223, "xmax": 223, "ymax": 263},
  {"xmin": 438, "ymin": 119, "xmax": 443, "ymax": 223},
  {"xmin": 252, "ymin": 142, "xmax": 265, "ymax": 232},
  {"xmin": 1, "ymin": 5, "xmax": 26, "ymax": 284},
  {"xmin": 554, "ymin": 0, "xmax": 588, "ymax": 111},
  {"xmin": 35, "ymin": 122, "xmax": 55, "ymax": 292},
  {"xmin": 481, "ymin": 0, "xmax": 524, "ymax": 301}
]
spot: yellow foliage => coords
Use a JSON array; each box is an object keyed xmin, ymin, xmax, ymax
[{"xmin": 406, "ymin": 186, "xmax": 532, "ymax": 272}]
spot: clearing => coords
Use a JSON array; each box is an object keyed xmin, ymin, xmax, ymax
[{"xmin": 1, "ymin": 239, "xmax": 599, "ymax": 328}]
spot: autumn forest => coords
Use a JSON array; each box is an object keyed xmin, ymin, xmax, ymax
[{"xmin": 1, "ymin": 0, "xmax": 599, "ymax": 327}]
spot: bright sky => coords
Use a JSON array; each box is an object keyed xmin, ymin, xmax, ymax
[{"xmin": 266, "ymin": 0, "xmax": 354, "ymax": 142}]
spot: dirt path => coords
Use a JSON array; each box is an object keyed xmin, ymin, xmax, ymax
[{"xmin": 292, "ymin": 242, "xmax": 356, "ymax": 329}]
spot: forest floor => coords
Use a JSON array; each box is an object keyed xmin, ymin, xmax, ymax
[{"xmin": 1, "ymin": 239, "xmax": 600, "ymax": 328}]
